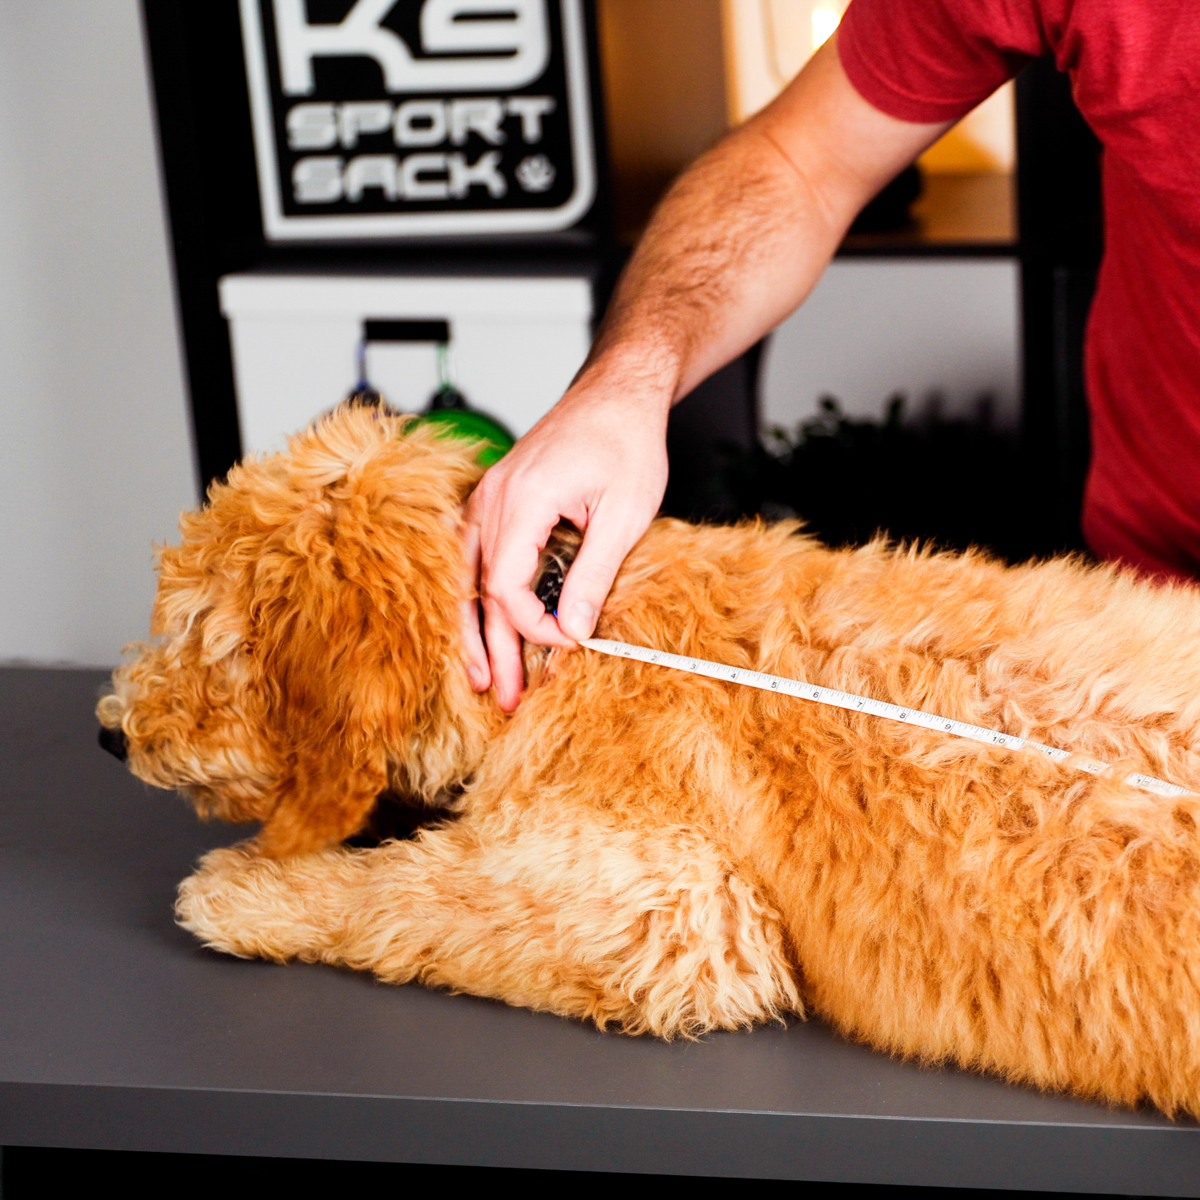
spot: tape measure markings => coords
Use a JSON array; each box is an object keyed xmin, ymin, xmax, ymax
[{"xmin": 580, "ymin": 637, "xmax": 1191, "ymax": 799}]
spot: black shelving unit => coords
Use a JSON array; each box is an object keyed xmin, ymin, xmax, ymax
[
  {"xmin": 673, "ymin": 57, "xmax": 1103, "ymax": 566},
  {"xmin": 836, "ymin": 56, "xmax": 1103, "ymax": 557},
  {"xmin": 1016, "ymin": 56, "xmax": 1104, "ymax": 553}
]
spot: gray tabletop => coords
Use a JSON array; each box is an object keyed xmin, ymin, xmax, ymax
[{"xmin": 2, "ymin": 666, "xmax": 1198, "ymax": 1191}]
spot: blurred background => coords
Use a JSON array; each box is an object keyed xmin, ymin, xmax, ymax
[{"xmin": 0, "ymin": 1, "xmax": 1100, "ymax": 666}]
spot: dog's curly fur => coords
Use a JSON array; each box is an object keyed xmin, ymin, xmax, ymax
[{"xmin": 100, "ymin": 405, "xmax": 1200, "ymax": 1115}]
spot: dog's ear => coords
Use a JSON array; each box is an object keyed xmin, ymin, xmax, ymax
[
  {"xmin": 255, "ymin": 741, "xmax": 388, "ymax": 859},
  {"xmin": 251, "ymin": 539, "xmax": 403, "ymax": 856},
  {"xmin": 248, "ymin": 483, "xmax": 460, "ymax": 858}
]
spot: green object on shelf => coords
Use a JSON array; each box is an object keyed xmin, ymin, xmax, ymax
[
  {"xmin": 410, "ymin": 342, "xmax": 515, "ymax": 466},
  {"xmin": 347, "ymin": 337, "xmax": 514, "ymax": 466},
  {"xmin": 413, "ymin": 403, "xmax": 515, "ymax": 467}
]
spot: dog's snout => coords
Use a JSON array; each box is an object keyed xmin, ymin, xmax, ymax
[{"xmin": 98, "ymin": 725, "xmax": 128, "ymax": 762}]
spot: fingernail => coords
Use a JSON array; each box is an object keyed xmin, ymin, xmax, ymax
[
  {"xmin": 563, "ymin": 601, "xmax": 596, "ymax": 640},
  {"xmin": 467, "ymin": 664, "xmax": 484, "ymax": 689}
]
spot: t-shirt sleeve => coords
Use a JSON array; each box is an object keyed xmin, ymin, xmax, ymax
[{"xmin": 837, "ymin": 0, "xmax": 1050, "ymax": 124}]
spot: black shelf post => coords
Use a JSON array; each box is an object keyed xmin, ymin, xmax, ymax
[
  {"xmin": 1016, "ymin": 56, "xmax": 1104, "ymax": 553},
  {"xmin": 140, "ymin": 1, "xmax": 255, "ymax": 494}
]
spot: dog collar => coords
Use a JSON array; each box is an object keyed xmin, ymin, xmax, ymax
[{"xmin": 533, "ymin": 521, "xmax": 580, "ymax": 615}]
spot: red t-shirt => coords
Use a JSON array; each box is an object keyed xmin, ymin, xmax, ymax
[{"xmin": 838, "ymin": 0, "xmax": 1200, "ymax": 580}]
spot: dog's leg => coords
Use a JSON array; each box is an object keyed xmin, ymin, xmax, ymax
[{"xmin": 177, "ymin": 819, "xmax": 800, "ymax": 1037}]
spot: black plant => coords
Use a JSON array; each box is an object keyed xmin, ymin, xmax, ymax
[{"xmin": 722, "ymin": 394, "xmax": 1036, "ymax": 561}]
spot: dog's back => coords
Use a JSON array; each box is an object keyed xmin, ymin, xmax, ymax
[{"xmin": 513, "ymin": 520, "xmax": 1200, "ymax": 1111}]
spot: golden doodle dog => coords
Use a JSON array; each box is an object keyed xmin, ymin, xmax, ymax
[{"xmin": 99, "ymin": 404, "xmax": 1200, "ymax": 1117}]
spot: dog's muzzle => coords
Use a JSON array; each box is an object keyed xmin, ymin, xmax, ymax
[{"xmin": 98, "ymin": 725, "xmax": 128, "ymax": 763}]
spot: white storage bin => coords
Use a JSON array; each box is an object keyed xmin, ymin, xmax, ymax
[{"xmin": 218, "ymin": 273, "xmax": 593, "ymax": 454}]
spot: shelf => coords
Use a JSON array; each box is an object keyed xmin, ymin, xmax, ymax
[{"xmin": 841, "ymin": 172, "xmax": 1017, "ymax": 258}]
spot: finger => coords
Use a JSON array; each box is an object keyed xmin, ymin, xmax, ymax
[
  {"xmin": 556, "ymin": 505, "xmax": 642, "ymax": 641},
  {"xmin": 457, "ymin": 518, "xmax": 490, "ymax": 692},
  {"xmin": 490, "ymin": 577, "xmax": 575, "ymax": 646},
  {"xmin": 483, "ymin": 519, "xmax": 576, "ymax": 648},
  {"xmin": 482, "ymin": 599, "xmax": 527, "ymax": 712}
]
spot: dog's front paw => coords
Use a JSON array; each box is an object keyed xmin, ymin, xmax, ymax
[
  {"xmin": 176, "ymin": 842, "xmax": 352, "ymax": 963},
  {"xmin": 175, "ymin": 843, "xmax": 276, "ymax": 959}
]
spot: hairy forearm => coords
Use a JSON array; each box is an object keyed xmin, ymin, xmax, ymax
[
  {"xmin": 591, "ymin": 126, "xmax": 847, "ymax": 403},
  {"xmin": 578, "ymin": 37, "xmax": 950, "ymax": 409}
]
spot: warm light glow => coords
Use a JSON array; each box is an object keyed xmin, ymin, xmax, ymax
[{"xmin": 811, "ymin": 6, "xmax": 841, "ymax": 51}]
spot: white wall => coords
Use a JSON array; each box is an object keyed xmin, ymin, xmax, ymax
[
  {"xmin": 761, "ymin": 260, "xmax": 1020, "ymax": 433},
  {"xmin": 0, "ymin": 2, "xmax": 196, "ymax": 667}
]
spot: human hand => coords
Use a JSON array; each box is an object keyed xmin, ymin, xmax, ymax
[{"xmin": 460, "ymin": 364, "xmax": 671, "ymax": 711}]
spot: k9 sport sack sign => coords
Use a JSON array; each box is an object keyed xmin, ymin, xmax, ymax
[{"xmin": 240, "ymin": 0, "xmax": 597, "ymax": 240}]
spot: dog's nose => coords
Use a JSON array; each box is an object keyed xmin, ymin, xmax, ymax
[{"xmin": 98, "ymin": 725, "xmax": 127, "ymax": 763}]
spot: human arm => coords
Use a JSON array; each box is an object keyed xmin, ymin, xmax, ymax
[{"xmin": 462, "ymin": 34, "xmax": 954, "ymax": 711}]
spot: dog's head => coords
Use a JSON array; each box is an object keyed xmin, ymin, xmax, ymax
[{"xmin": 97, "ymin": 404, "xmax": 488, "ymax": 856}]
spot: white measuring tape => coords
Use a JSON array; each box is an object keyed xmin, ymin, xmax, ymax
[{"xmin": 581, "ymin": 638, "xmax": 1193, "ymax": 798}]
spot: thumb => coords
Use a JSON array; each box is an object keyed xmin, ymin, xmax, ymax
[{"xmin": 556, "ymin": 508, "xmax": 642, "ymax": 641}]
